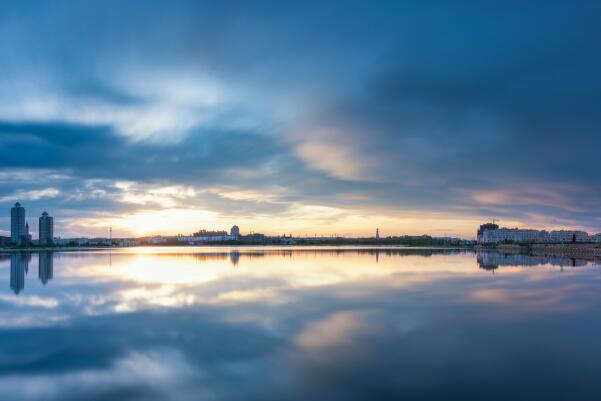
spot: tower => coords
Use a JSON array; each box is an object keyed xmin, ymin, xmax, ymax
[
  {"xmin": 376, "ymin": 228, "xmax": 380, "ymax": 240},
  {"xmin": 10, "ymin": 202, "xmax": 26, "ymax": 246},
  {"xmin": 39, "ymin": 211, "xmax": 54, "ymax": 246},
  {"xmin": 230, "ymin": 225, "xmax": 240, "ymax": 239}
]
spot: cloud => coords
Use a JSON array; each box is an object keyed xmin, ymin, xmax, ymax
[
  {"xmin": 0, "ymin": 188, "xmax": 60, "ymax": 203},
  {"xmin": 0, "ymin": 1, "xmax": 600, "ymax": 236}
]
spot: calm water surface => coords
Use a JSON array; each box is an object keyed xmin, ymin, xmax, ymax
[{"xmin": 0, "ymin": 246, "xmax": 600, "ymax": 401}]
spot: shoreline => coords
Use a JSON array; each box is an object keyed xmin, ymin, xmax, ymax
[{"xmin": 0, "ymin": 244, "xmax": 474, "ymax": 253}]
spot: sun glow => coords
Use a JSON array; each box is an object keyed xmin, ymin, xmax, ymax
[{"xmin": 95, "ymin": 208, "xmax": 219, "ymax": 236}]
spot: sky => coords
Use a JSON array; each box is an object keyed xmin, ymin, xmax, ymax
[{"xmin": 0, "ymin": 0, "xmax": 600, "ymax": 239}]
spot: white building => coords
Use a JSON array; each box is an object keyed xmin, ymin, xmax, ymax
[
  {"xmin": 480, "ymin": 228, "xmax": 549, "ymax": 244},
  {"xmin": 479, "ymin": 226, "xmax": 599, "ymax": 244},
  {"xmin": 549, "ymin": 230, "xmax": 592, "ymax": 243},
  {"xmin": 179, "ymin": 234, "xmax": 237, "ymax": 244}
]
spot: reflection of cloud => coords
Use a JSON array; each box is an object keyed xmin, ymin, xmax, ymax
[
  {"xmin": 210, "ymin": 289, "xmax": 278, "ymax": 304},
  {"xmin": 296, "ymin": 311, "xmax": 375, "ymax": 350},
  {"xmin": 470, "ymin": 285, "xmax": 587, "ymax": 311},
  {"xmin": 116, "ymin": 285, "xmax": 196, "ymax": 312},
  {"xmin": 0, "ymin": 294, "xmax": 58, "ymax": 309},
  {"xmin": 0, "ymin": 249, "xmax": 600, "ymax": 399},
  {"xmin": 0, "ymin": 348, "xmax": 205, "ymax": 401}
]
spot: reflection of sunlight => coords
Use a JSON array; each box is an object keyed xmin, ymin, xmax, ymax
[
  {"xmin": 88, "ymin": 254, "xmax": 225, "ymax": 285},
  {"xmin": 6, "ymin": 248, "xmax": 600, "ymax": 324},
  {"xmin": 48, "ymin": 248, "xmax": 491, "ymax": 314},
  {"xmin": 210, "ymin": 288, "xmax": 279, "ymax": 303},
  {"xmin": 116, "ymin": 285, "xmax": 197, "ymax": 312}
]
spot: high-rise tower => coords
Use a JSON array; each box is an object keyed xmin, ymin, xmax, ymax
[
  {"xmin": 10, "ymin": 202, "xmax": 26, "ymax": 246},
  {"xmin": 39, "ymin": 212, "xmax": 54, "ymax": 246}
]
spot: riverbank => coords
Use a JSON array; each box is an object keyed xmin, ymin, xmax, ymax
[
  {"xmin": 0, "ymin": 244, "xmax": 474, "ymax": 253},
  {"xmin": 0, "ymin": 246, "xmax": 115, "ymax": 252}
]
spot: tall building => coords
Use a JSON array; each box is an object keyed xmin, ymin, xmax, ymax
[
  {"xmin": 10, "ymin": 202, "xmax": 26, "ymax": 246},
  {"xmin": 230, "ymin": 225, "xmax": 240, "ymax": 238},
  {"xmin": 376, "ymin": 228, "xmax": 380, "ymax": 240},
  {"xmin": 39, "ymin": 211, "xmax": 54, "ymax": 246}
]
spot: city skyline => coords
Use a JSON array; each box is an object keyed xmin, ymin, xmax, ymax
[{"xmin": 1, "ymin": 2, "xmax": 600, "ymax": 239}]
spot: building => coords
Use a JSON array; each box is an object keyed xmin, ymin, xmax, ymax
[
  {"xmin": 39, "ymin": 211, "xmax": 54, "ymax": 246},
  {"xmin": 230, "ymin": 225, "xmax": 240, "ymax": 239},
  {"xmin": 193, "ymin": 229, "xmax": 229, "ymax": 237},
  {"xmin": 375, "ymin": 228, "xmax": 380, "ymax": 240},
  {"xmin": 480, "ymin": 228, "xmax": 549, "ymax": 244},
  {"xmin": 477, "ymin": 222, "xmax": 499, "ymax": 243},
  {"xmin": 181, "ymin": 232, "xmax": 237, "ymax": 244},
  {"xmin": 549, "ymin": 230, "xmax": 591, "ymax": 243},
  {"xmin": 10, "ymin": 202, "xmax": 26, "ymax": 246},
  {"xmin": 477, "ymin": 223, "xmax": 601, "ymax": 244}
]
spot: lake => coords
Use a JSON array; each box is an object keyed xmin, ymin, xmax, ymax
[{"xmin": 0, "ymin": 246, "xmax": 600, "ymax": 401}]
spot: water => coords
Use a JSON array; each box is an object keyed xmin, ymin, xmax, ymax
[{"xmin": 0, "ymin": 246, "xmax": 600, "ymax": 401}]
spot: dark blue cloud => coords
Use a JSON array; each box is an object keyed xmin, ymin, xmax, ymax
[{"xmin": 0, "ymin": 121, "xmax": 287, "ymax": 180}]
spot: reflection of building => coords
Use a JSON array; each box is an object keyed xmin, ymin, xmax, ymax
[
  {"xmin": 10, "ymin": 252, "xmax": 31, "ymax": 294},
  {"xmin": 38, "ymin": 252, "xmax": 54, "ymax": 285},
  {"xmin": 477, "ymin": 251, "xmax": 588, "ymax": 270},
  {"xmin": 230, "ymin": 250, "xmax": 240, "ymax": 266},
  {"xmin": 0, "ymin": 236, "xmax": 9, "ymax": 247},
  {"xmin": 10, "ymin": 202, "xmax": 26, "ymax": 246},
  {"xmin": 39, "ymin": 212, "xmax": 54, "ymax": 246}
]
